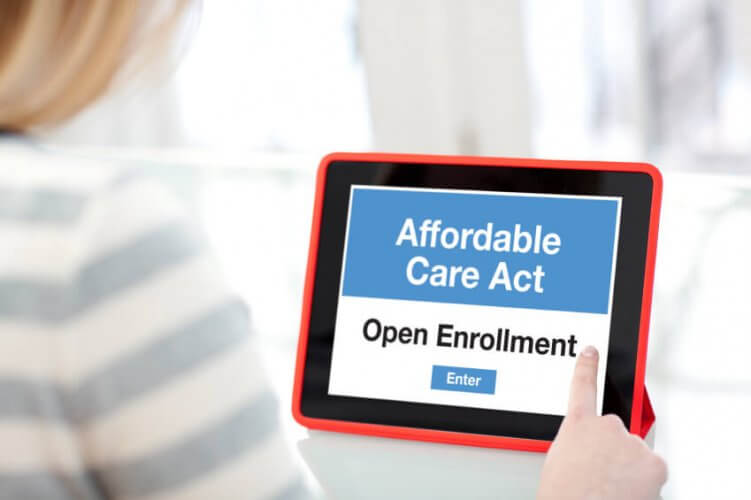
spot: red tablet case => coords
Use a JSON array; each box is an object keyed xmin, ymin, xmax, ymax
[{"xmin": 292, "ymin": 152, "xmax": 661, "ymax": 452}]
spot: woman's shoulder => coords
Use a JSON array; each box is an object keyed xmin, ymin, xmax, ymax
[{"xmin": 0, "ymin": 138, "xmax": 196, "ymax": 283}]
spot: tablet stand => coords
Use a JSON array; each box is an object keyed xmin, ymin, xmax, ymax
[{"xmin": 638, "ymin": 388, "xmax": 656, "ymax": 438}]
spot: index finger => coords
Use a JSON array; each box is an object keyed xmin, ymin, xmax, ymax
[{"xmin": 566, "ymin": 345, "xmax": 599, "ymax": 419}]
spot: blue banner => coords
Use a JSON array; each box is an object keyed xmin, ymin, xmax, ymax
[{"xmin": 340, "ymin": 186, "xmax": 620, "ymax": 315}]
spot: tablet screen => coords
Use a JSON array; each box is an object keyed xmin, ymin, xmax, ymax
[
  {"xmin": 298, "ymin": 158, "xmax": 655, "ymax": 441},
  {"xmin": 328, "ymin": 185, "xmax": 621, "ymax": 417}
]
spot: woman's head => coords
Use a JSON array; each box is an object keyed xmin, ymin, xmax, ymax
[{"xmin": 0, "ymin": 0, "xmax": 193, "ymax": 131}]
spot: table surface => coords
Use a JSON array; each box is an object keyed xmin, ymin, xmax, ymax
[
  {"xmin": 299, "ymin": 430, "xmax": 547, "ymax": 499},
  {"xmin": 297, "ymin": 428, "xmax": 657, "ymax": 499}
]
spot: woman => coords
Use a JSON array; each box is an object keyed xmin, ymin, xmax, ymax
[
  {"xmin": 0, "ymin": 1, "xmax": 305, "ymax": 499},
  {"xmin": 0, "ymin": 1, "xmax": 666, "ymax": 499}
]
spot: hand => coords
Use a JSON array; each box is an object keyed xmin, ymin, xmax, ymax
[{"xmin": 537, "ymin": 346, "xmax": 667, "ymax": 500}]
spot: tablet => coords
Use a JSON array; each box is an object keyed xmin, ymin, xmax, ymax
[{"xmin": 292, "ymin": 152, "xmax": 661, "ymax": 451}]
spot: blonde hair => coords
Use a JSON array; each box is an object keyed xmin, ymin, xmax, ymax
[{"xmin": 0, "ymin": 0, "xmax": 194, "ymax": 131}]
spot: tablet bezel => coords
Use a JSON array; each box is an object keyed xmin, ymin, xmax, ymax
[{"xmin": 292, "ymin": 152, "xmax": 661, "ymax": 451}]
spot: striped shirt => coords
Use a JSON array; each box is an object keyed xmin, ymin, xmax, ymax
[{"xmin": 0, "ymin": 139, "xmax": 307, "ymax": 500}]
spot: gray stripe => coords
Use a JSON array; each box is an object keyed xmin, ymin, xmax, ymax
[
  {"xmin": 0, "ymin": 378, "xmax": 67, "ymax": 421},
  {"xmin": 0, "ymin": 470, "xmax": 103, "ymax": 500},
  {"xmin": 0, "ymin": 220, "xmax": 204, "ymax": 322},
  {"xmin": 70, "ymin": 299, "xmax": 250, "ymax": 422},
  {"xmin": 270, "ymin": 477, "xmax": 311, "ymax": 500},
  {"xmin": 95, "ymin": 391, "xmax": 279, "ymax": 497},
  {"xmin": 0, "ymin": 187, "xmax": 87, "ymax": 223},
  {"xmin": 0, "ymin": 300, "xmax": 250, "ymax": 422}
]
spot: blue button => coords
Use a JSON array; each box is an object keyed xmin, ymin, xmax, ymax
[{"xmin": 430, "ymin": 365, "xmax": 496, "ymax": 394}]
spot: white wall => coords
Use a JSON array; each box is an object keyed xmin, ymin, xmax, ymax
[{"xmin": 358, "ymin": 0, "xmax": 531, "ymax": 156}]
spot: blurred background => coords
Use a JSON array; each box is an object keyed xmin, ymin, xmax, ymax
[{"xmin": 36, "ymin": 0, "xmax": 751, "ymax": 498}]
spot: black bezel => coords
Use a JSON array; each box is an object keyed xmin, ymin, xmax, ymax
[{"xmin": 300, "ymin": 160, "xmax": 652, "ymax": 441}]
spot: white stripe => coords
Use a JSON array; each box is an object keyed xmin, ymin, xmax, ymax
[
  {"xmin": 0, "ymin": 224, "xmax": 80, "ymax": 279},
  {"xmin": 132, "ymin": 431, "xmax": 300, "ymax": 500},
  {"xmin": 81, "ymin": 341, "xmax": 268, "ymax": 464},
  {"xmin": 0, "ymin": 420, "xmax": 84, "ymax": 472},
  {"xmin": 59, "ymin": 254, "xmax": 233, "ymax": 384},
  {"xmin": 76, "ymin": 179, "xmax": 185, "ymax": 263},
  {"xmin": 0, "ymin": 324, "xmax": 55, "ymax": 379}
]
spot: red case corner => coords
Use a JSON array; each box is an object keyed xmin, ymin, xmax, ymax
[{"xmin": 639, "ymin": 388, "xmax": 656, "ymax": 439}]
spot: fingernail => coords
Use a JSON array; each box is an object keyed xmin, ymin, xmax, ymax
[{"xmin": 581, "ymin": 345, "xmax": 598, "ymax": 358}]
